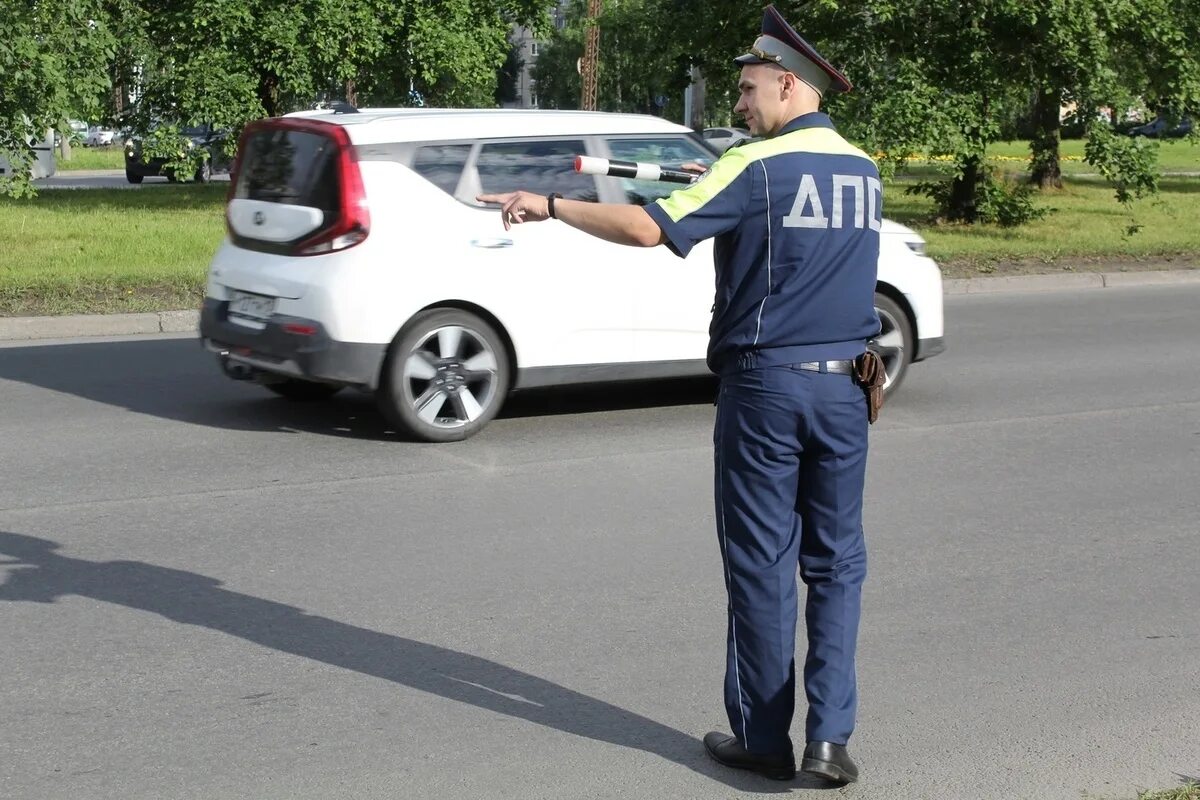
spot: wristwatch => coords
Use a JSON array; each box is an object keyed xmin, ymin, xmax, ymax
[{"xmin": 547, "ymin": 192, "xmax": 563, "ymax": 219}]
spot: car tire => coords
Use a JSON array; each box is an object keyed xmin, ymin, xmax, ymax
[
  {"xmin": 262, "ymin": 378, "xmax": 344, "ymax": 401},
  {"xmin": 376, "ymin": 308, "xmax": 511, "ymax": 443},
  {"xmin": 870, "ymin": 292, "xmax": 914, "ymax": 396},
  {"xmin": 125, "ymin": 170, "xmax": 143, "ymax": 184},
  {"xmin": 195, "ymin": 160, "xmax": 212, "ymax": 183}
]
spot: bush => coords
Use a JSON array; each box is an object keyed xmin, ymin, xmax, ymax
[
  {"xmin": 1084, "ymin": 123, "xmax": 1159, "ymax": 204},
  {"xmin": 906, "ymin": 166, "xmax": 1049, "ymax": 227}
]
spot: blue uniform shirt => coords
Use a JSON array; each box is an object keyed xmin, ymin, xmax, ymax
[{"xmin": 644, "ymin": 113, "xmax": 882, "ymax": 374}]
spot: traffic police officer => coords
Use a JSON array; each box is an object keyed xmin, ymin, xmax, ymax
[{"xmin": 478, "ymin": 4, "xmax": 879, "ymax": 785}]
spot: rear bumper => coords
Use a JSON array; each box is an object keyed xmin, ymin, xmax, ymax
[
  {"xmin": 199, "ymin": 298, "xmax": 385, "ymax": 388},
  {"xmin": 916, "ymin": 336, "xmax": 945, "ymax": 360}
]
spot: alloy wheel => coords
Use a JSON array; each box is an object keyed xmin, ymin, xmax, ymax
[{"xmin": 401, "ymin": 324, "xmax": 500, "ymax": 430}]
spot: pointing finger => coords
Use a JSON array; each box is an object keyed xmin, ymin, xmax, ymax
[{"xmin": 476, "ymin": 192, "xmax": 512, "ymax": 205}]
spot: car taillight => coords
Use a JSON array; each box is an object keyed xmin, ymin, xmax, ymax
[
  {"xmin": 224, "ymin": 132, "xmax": 248, "ymax": 241},
  {"xmin": 293, "ymin": 124, "xmax": 370, "ymax": 256}
]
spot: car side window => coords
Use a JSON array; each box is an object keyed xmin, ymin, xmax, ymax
[
  {"xmin": 476, "ymin": 139, "xmax": 597, "ymax": 201},
  {"xmin": 412, "ymin": 144, "xmax": 472, "ymax": 195},
  {"xmin": 605, "ymin": 137, "xmax": 715, "ymax": 206}
]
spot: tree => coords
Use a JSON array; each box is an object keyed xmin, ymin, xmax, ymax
[
  {"xmin": 671, "ymin": 0, "xmax": 1200, "ymax": 221},
  {"xmin": 1010, "ymin": 0, "xmax": 1200, "ymax": 192},
  {"xmin": 3, "ymin": 0, "xmax": 548, "ymax": 193},
  {"xmin": 0, "ymin": 0, "xmax": 116, "ymax": 197},
  {"xmin": 494, "ymin": 43, "xmax": 523, "ymax": 106},
  {"xmin": 354, "ymin": 0, "xmax": 547, "ymax": 108},
  {"xmin": 534, "ymin": 0, "xmax": 692, "ymax": 119}
]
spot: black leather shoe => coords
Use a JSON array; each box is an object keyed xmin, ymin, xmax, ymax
[
  {"xmin": 801, "ymin": 740, "xmax": 858, "ymax": 784},
  {"xmin": 702, "ymin": 731, "xmax": 795, "ymax": 781}
]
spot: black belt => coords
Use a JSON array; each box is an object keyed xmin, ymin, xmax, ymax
[{"xmin": 796, "ymin": 360, "xmax": 854, "ymax": 375}]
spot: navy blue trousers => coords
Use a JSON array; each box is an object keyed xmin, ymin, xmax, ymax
[{"xmin": 714, "ymin": 364, "xmax": 868, "ymax": 754}]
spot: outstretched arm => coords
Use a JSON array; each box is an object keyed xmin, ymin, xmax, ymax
[{"xmin": 476, "ymin": 191, "xmax": 667, "ymax": 248}]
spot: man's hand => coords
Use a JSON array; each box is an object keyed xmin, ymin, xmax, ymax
[{"xmin": 476, "ymin": 191, "xmax": 549, "ymax": 231}]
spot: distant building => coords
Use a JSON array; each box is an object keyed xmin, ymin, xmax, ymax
[{"xmin": 505, "ymin": 1, "xmax": 570, "ymax": 109}]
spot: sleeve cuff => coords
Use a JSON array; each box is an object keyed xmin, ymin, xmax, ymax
[{"xmin": 644, "ymin": 202, "xmax": 694, "ymax": 259}]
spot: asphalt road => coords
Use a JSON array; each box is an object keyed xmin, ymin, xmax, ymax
[
  {"xmin": 33, "ymin": 170, "xmax": 230, "ymax": 190},
  {"xmin": 1, "ymin": 286, "xmax": 1197, "ymax": 800}
]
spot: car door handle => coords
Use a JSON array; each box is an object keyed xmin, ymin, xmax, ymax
[{"xmin": 470, "ymin": 238, "xmax": 514, "ymax": 249}]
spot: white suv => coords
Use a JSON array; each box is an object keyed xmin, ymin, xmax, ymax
[{"xmin": 200, "ymin": 108, "xmax": 945, "ymax": 442}]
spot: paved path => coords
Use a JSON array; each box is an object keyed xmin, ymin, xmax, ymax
[{"xmin": 33, "ymin": 169, "xmax": 229, "ymax": 189}]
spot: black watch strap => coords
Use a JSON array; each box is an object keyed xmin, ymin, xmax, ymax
[{"xmin": 547, "ymin": 192, "xmax": 563, "ymax": 219}]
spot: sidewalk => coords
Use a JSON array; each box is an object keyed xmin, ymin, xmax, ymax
[{"xmin": 1, "ymin": 269, "xmax": 1198, "ymax": 342}]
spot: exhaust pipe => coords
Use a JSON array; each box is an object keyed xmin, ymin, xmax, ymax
[{"xmin": 217, "ymin": 352, "xmax": 257, "ymax": 381}]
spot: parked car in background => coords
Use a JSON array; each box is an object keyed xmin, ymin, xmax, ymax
[
  {"xmin": 53, "ymin": 120, "xmax": 90, "ymax": 149},
  {"xmin": 1129, "ymin": 115, "xmax": 1193, "ymax": 138},
  {"xmin": 702, "ymin": 126, "xmax": 752, "ymax": 154},
  {"xmin": 0, "ymin": 128, "xmax": 56, "ymax": 179},
  {"xmin": 85, "ymin": 126, "xmax": 117, "ymax": 146},
  {"xmin": 124, "ymin": 123, "xmax": 230, "ymax": 183},
  {"xmin": 199, "ymin": 108, "xmax": 945, "ymax": 442}
]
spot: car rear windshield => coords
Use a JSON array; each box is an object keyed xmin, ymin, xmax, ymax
[{"xmin": 234, "ymin": 129, "xmax": 339, "ymax": 216}]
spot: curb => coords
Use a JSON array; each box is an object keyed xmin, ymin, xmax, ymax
[
  {"xmin": 1, "ymin": 270, "xmax": 1198, "ymax": 342},
  {"xmin": 943, "ymin": 269, "xmax": 1200, "ymax": 295},
  {"xmin": 0, "ymin": 310, "xmax": 199, "ymax": 341}
]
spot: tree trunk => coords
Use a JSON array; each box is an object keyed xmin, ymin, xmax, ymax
[
  {"xmin": 947, "ymin": 155, "xmax": 982, "ymax": 222},
  {"xmin": 1030, "ymin": 86, "xmax": 1063, "ymax": 189},
  {"xmin": 258, "ymin": 73, "xmax": 281, "ymax": 118},
  {"xmin": 345, "ymin": 78, "xmax": 358, "ymax": 108},
  {"xmin": 688, "ymin": 65, "xmax": 705, "ymax": 132}
]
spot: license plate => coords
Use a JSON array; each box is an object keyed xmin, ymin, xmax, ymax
[{"xmin": 228, "ymin": 291, "xmax": 277, "ymax": 322}]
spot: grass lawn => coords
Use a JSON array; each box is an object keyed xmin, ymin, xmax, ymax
[
  {"xmin": 986, "ymin": 137, "xmax": 1200, "ymax": 174},
  {"xmin": 0, "ymin": 186, "xmax": 225, "ymax": 315},
  {"xmin": 2, "ymin": 163, "xmax": 1199, "ymax": 315},
  {"xmin": 899, "ymin": 138, "xmax": 1200, "ymax": 178},
  {"xmin": 886, "ymin": 175, "xmax": 1200, "ymax": 273},
  {"xmin": 55, "ymin": 145, "xmax": 126, "ymax": 172}
]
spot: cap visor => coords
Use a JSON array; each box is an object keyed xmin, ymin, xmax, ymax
[{"xmin": 733, "ymin": 52, "xmax": 770, "ymax": 65}]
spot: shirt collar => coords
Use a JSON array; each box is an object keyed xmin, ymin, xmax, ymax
[{"xmin": 777, "ymin": 112, "xmax": 835, "ymax": 136}]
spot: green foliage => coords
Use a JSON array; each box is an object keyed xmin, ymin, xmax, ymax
[
  {"xmin": 0, "ymin": 0, "xmax": 116, "ymax": 197},
  {"xmin": 1083, "ymin": 122, "xmax": 1160, "ymax": 204},
  {"xmin": 977, "ymin": 177, "xmax": 1050, "ymax": 228},
  {"xmin": 534, "ymin": 0, "xmax": 689, "ymax": 118},
  {"xmin": 2, "ymin": 0, "xmax": 547, "ymax": 197},
  {"xmin": 133, "ymin": 124, "xmax": 210, "ymax": 182},
  {"xmin": 907, "ymin": 167, "xmax": 1049, "ymax": 227},
  {"xmin": 6, "ymin": 0, "xmax": 1199, "ymax": 224},
  {"xmin": 674, "ymin": 0, "xmax": 1200, "ymax": 222}
]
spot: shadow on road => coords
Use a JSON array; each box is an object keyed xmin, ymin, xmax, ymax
[
  {"xmin": 0, "ymin": 336, "xmax": 716, "ymax": 441},
  {"xmin": 0, "ymin": 530, "xmax": 838, "ymax": 792}
]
